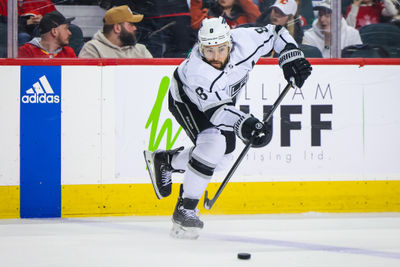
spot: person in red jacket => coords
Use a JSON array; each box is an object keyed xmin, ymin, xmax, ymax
[
  {"xmin": 0, "ymin": 0, "xmax": 57, "ymax": 44},
  {"xmin": 345, "ymin": 0, "xmax": 397, "ymax": 29},
  {"xmin": 18, "ymin": 10, "xmax": 76, "ymax": 58},
  {"xmin": 190, "ymin": 0, "xmax": 261, "ymax": 30},
  {"xmin": 0, "ymin": 0, "xmax": 56, "ymax": 18}
]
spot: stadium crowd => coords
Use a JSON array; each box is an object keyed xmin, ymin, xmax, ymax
[{"xmin": 0, "ymin": 0, "xmax": 399, "ymax": 58}]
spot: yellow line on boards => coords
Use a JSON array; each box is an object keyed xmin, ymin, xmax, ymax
[
  {"xmin": 1, "ymin": 181, "xmax": 399, "ymax": 219},
  {"xmin": 60, "ymin": 180, "xmax": 400, "ymax": 217},
  {"xmin": 0, "ymin": 186, "xmax": 20, "ymax": 219}
]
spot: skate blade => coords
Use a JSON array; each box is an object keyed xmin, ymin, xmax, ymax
[
  {"xmin": 143, "ymin": 150, "xmax": 163, "ymax": 199},
  {"xmin": 170, "ymin": 222, "xmax": 200, "ymax": 240}
]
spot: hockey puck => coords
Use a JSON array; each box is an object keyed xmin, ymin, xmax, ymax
[{"xmin": 237, "ymin": 252, "xmax": 251, "ymax": 260}]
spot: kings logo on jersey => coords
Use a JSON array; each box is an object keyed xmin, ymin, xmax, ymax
[{"xmin": 229, "ymin": 74, "xmax": 248, "ymax": 98}]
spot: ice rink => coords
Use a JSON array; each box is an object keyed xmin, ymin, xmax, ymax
[{"xmin": 1, "ymin": 213, "xmax": 400, "ymax": 267}]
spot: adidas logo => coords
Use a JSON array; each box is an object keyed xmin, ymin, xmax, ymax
[{"xmin": 21, "ymin": 75, "xmax": 60, "ymax": 104}]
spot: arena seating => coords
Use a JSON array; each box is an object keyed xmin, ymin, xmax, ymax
[{"xmin": 56, "ymin": 5, "xmax": 105, "ymax": 40}]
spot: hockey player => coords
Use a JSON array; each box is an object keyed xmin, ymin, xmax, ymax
[{"xmin": 144, "ymin": 16, "xmax": 312, "ymax": 239}]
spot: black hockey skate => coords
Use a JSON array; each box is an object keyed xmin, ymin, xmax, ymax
[
  {"xmin": 143, "ymin": 147, "xmax": 184, "ymax": 199},
  {"xmin": 170, "ymin": 185, "xmax": 204, "ymax": 239}
]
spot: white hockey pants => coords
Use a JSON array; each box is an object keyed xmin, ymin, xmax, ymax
[{"xmin": 171, "ymin": 128, "xmax": 233, "ymax": 200}]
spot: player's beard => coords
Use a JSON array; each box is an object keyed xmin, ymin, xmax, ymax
[
  {"xmin": 119, "ymin": 26, "xmax": 137, "ymax": 46},
  {"xmin": 208, "ymin": 56, "xmax": 229, "ymax": 70}
]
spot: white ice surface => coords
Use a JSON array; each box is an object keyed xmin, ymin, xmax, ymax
[{"xmin": 1, "ymin": 213, "xmax": 400, "ymax": 267}]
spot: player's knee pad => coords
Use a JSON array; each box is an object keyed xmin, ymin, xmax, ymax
[{"xmin": 189, "ymin": 128, "xmax": 226, "ymax": 179}]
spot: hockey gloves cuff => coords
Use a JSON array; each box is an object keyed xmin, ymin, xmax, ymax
[
  {"xmin": 234, "ymin": 114, "xmax": 271, "ymax": 148},
  {"xmin": 279, "ymin": 44, "xmax": 312, "ymax": 88}
]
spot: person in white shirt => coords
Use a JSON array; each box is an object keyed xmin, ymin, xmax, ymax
[
  {"xmin": 143, "ymin": 17, "xmax": 312, "ymax": 239},
  {"xmin": 303, "ymin": 0, "xmax": 363, "ymax": 58}
]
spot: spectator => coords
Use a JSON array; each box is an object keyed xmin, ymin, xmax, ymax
[
  {"xmin": 1, "ymin": 0, "xmax": 83, "ymax": 55},
  {"xmin": 345, "ymin": 0, "xmax": 398, "ymax": 29},
  {"xmin": 79, "ymin": 5, "xmax": 152, "ymax": 58},
  {"xmin": 19, "ymin": 0, "xmax": 57, "ymax": 39},
  {"xmin": 18, "ymin": 10, "xmax": 76, "ymax": 58},
  {"xmin": 260, "ymin": 0, "xmax": 314, "ymax": 25},
  {"xmin": 0, "ymin": 0, "xmax": 56, "ymax": 49},
  {"xmin": 190, "ymin": 0, "xmax": 261, "ymax": 30},
  {"xmin": 303, "ymin": 0, "xmax": 362, "ymax": 57},
  {"xmin": 2, "ymin": 0, "xmax": 57, "ymax": 44},
  {"xmin": 256, "ymin": 0, "xmax": 304, "ymax": 43},
  {"xmin": 0, "ymin": 0, "xmax": 6, "ymax": 57},
  {"xmin": 133, "ymin": 0, "xmax": 195, "ymax": 58},
  {"xmin": 391, "ymin": 0, "xmax": 400, "ymax": 27},
  {"xmin": 342, "ymin": 0, "xmax": 354, "ymax": 16}
]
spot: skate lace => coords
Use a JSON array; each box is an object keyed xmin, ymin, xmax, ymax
[
  {"xmin": 160, "ymin": 164, "xmax": 172, "ymax": 187},
  {"xmin": 180, "ymin": 207, "xmax": 200, "ymax": 220}
]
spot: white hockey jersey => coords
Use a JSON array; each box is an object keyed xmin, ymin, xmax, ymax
[{"xmin": 169, "ymin": 24, "xmax": 297, "ymax": 132}]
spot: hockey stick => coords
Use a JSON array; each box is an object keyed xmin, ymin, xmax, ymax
[{"xmin": 203, "ymin": 82, "xmax": 294, "ymax": 210}]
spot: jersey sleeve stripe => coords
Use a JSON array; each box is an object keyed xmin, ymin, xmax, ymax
[
  {"xmin": 203, "ymin": 98, "xmax": 232, "ymax": 113},
  {"xmin": 235, "ymin": 35, "xmax": 274, "ymax": 66},
  {"xmin": 223, "ymin": 107, "xmax": 244, "ymax": 118},
  {"xmin": 170, "ymin": 74, "xmax": 183, "ymax": 102},
  {"xmin": 208, "ymin": 103, "xmax": 242, "ymax": 126},
  {"xmin": 173, "ymin": 69, "xmax": 189, "ymax": 103},
  {"xmin": 173, "ymin": 69, "xmax": 204, "ymax": 106},
  {"xmin": 279, "ymin": 34, "xmax": 290, "ymax": 45},
  {"xmin": 209, "ymin": 71, "xmax": 224, "ymax": 92},
  {"xmin": 215, "ymin": 91, "xmax": 222, "ymax": 101},
  {"xmin": 208, "ymin": 104, "xmax": 228, "ymax": 123}
]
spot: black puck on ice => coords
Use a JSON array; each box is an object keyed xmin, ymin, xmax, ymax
[{"xmin": 237, "ymin": 252, "xmax": 251, "ymax": 260}]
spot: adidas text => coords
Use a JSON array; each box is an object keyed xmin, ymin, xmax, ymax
[{"xmin": 22, "ymin": 94, "xmax": 60, "ymax": 104}]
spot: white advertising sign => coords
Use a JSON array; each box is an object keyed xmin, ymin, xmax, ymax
[{"xmin": 114, "ymin": 65, "xmax": 400, "ymax": 182}]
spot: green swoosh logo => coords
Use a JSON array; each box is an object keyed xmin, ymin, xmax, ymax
[{"xmin": 145, "ymin": 76, "xmax": 182, "ymax": 151}]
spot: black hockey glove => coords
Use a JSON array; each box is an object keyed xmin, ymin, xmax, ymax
[
  {"xmin": 279, "ymin": 44, "xmax": 312, "ymax": 88},
  {"xmin": 234, "ymin": 114, "xmax": 271, "ymax": 148}
]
